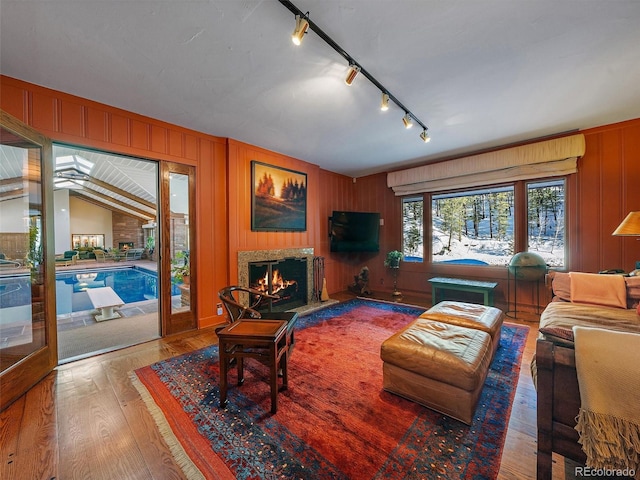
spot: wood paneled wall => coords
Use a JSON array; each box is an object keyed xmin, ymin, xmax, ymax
[
  {"xmin": 350, "ymin": 118, "xmax": 640, "ymax": 311},
  {"xmin": 0, "ymin": 75, "xmax": 229, "ymax": 328},
  {"xmin": 0, "ymin": 233, "xmax": 29, "ymax": 260},
  {"xmin": 571, "ymin": 119, "xmax": 640, "ymax": 273},
  {"xmin": 226, "ymin": 139, "xmax": 321, "ymax": 282},
  {"xmin": 317, "ymin": 170, "xmax": 358, "ymax": 295}
]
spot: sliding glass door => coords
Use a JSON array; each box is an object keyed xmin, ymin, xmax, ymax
[{"xmin": 52, "ymin": 144, "xmax": 161, "ymax": 363}]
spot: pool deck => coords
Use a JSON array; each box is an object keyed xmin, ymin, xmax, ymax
[
  {"xmin": 1, "ymin": 260, "xmax": 169, "ymax": 358},
  {"xmin": 0, "ymin": 259, "xmax": 157, "ymax": 276}
]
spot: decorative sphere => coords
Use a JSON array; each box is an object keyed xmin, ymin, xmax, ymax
[{"xmin": 508, "ymin": 252, "xmax": 548, "ymax": 280}]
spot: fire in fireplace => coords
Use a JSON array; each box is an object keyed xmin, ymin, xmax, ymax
[{"xmin": 249, "ymin": 257, "xmax": 308, "ymax": 312}]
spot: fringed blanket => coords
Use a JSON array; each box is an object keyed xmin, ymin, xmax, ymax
[{"xmin": 573, "ymin": 326, "xmax": 640, "ymax": 478}]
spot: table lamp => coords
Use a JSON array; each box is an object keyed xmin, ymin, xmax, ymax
[{"xmin": 612, "ymin": 211, "xmax": 640, "ymax": 273}]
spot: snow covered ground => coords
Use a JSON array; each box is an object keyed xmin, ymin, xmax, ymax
[{"xmin": 424, "ymin": 217, "xmax": 564, "ymax": 267}]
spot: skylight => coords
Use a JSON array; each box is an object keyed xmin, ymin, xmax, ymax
[{"xmin": 55, "ymin": 154, "xmax": 94, "ymax": 174}]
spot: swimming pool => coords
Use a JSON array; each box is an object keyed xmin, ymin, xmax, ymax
[{"xmin": 0, "ymin": 267, "xmax": 178, "ymax": 315}]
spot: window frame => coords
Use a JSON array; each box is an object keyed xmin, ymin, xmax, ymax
[
  {"xmin": 402, "ymin": 196, "xmax": 425, "ymax": 263},
  {"xmin": 526, "ymin": 178, "xmax": 567, "ymax": 269},
  {"xmin": 414, "ymin": 176, "xmax": 568, "ymax": 268}
]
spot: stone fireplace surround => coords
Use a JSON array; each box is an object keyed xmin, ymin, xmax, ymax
[{"xmin": 238, "ymin": 248, "xmax": 315, "ymax": 309}]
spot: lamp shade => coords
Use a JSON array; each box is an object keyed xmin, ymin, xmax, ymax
[{"xmin": 612, "ymin": 211, "xmax": 640, "ymax": 236}]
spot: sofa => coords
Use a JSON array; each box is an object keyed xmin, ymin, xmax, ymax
[
  {"xmin": 76, "ymin": 248, "xmax": 96, "ymax": 260},
  {"xmin": 533, "ymin": 271, "xmax": 640, "ymax": 480}
]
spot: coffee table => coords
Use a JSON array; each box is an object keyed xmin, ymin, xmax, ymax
[{"xmin": 217, "ymin": 319, "xmax": 289, "ymax": 414}]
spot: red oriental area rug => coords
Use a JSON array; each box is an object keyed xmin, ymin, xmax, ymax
[{"xmin": 132, "ymin": 298, "xmax": 528, "ymax": 479}]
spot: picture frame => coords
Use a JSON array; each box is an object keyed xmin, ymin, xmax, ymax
[
  {"xmin": 251, "ymin": 161, "xmax": 307, "ymax": 232},
  {"xmin": 72, "ymin": 234, "xmax": 105, "ymax": 249}
]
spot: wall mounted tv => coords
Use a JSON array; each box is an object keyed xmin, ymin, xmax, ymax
[{"xmin": 330, "ymin": 211, "xmax": 381, "ymax": 252}]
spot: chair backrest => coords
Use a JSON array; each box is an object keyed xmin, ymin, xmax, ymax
[
  {"xmin": 94, "ymin": 249, "xmax": 106, "ymax": 260},
  {"xmin": 125, "ymin": 248, "xmax": 144, "ymax": 260},
  {"xmin": 217, "ymin": 286, "xmax": 278, "ymax": 322}
]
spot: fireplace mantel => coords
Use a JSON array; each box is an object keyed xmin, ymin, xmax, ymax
[{"xmin": 238, "ymin": 248, "xmax": 314, "ymax": 307}]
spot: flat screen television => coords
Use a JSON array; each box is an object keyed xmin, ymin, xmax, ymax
[{"xmin": 330, "ymin": 211, "xmax": 380, "ymax": 252}]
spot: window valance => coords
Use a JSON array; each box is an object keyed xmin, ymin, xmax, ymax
[{"xmin": 387, "ymin": 134, "xmax": 585, "ymax": 195}]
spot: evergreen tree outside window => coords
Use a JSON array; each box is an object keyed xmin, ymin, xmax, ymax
[
  {"xmin": 402, "ymin": 197, "xmax": 424, "ymax": 262},
  {"xmin": 432, "ymin": 186, "xmax": 515, "ymax": 265},
  {"xmin": 527, "ymin": 179, "xmax": 565, "ymax": 267}
]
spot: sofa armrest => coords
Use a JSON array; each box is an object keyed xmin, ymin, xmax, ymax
[{"xmin": 535, "ymin": 338, "xmax": 586, "ymax": 479}]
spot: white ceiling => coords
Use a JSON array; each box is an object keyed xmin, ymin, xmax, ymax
[{"xmin": 2, "ymin": 0, "xmax": 640, "ymax": 178}]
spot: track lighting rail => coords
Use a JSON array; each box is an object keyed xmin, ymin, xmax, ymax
[{"xmin": 278, "ymin": 0, "xmax": 430, "ymax": 138}]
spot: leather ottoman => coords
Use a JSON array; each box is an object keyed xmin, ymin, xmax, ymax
[
  {"xmin": 380, "ymin": 319, "xmax": 492, "ymax": 424},
  {"xmin": 418, "ymin": 301, "xmax": 504, "ymax": 358}
]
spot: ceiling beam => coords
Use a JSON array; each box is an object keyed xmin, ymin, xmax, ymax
[
  {"xmin": 67, "ymin": 180, "xmax": 155, "ymax": 220},
  {"xmin": 88, "ymin": 176, "xmax": 156, "ymax": 210},
  {"xmin": 0, "ymin": 176, "xmax": 23, "ymax": 187},
  {"xmin": 69, "ymin": 191, "xmax": 152, "ymax": 222},
  {"xmin": 55, "ymin": 167, "xmax": 156, "ymax": 210},
  {"xmin": 0, "ymin": 190, "xmax": 26, "ymax": 201}
]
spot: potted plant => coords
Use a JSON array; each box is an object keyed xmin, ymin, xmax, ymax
[
  {"xmin": 110, "ymin": 247, "xmax": 121, "ymax": 261},
  {"xmin": 384, "ymin": 250, "xmax": 403, "ymax": 268},
  {"xmin": 171, "ymin": 251, "xmax": 190, "ymax": 285},
  {"xmin": 144, "ymin": 236, "xmax": 155, "ymax": 260},
  {"xmin": 26, "ymin": 224, "xmax": 43, "ymax": 283},
  {"xmin": 384, "ymin": 250, "xmax": 403, "ymax": 297}
]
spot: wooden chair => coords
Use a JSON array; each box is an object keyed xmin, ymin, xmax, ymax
[
  {"xmin": 217, "ymin": 285, "xmax": 298, "ymax": 349},
  {"xmin": 93, "ymin": 249, "xmax": 109, "ymax": 262},
  {"xmin": 218, "ymin": 285, "xmax": 274, "ymax": 321},
  {"xmin": 55, "ymin": 250, "xmax": 79, "ymax": 266}
]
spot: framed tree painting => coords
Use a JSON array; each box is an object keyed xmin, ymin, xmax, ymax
[{"xmin": 251, "ymin": 161, "xmax": 307, "ymax": 231}]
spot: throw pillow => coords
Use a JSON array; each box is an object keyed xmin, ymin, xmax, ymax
[{"xmin": 569, "ymin": 272, "xmax": 627, "ymax": 309}]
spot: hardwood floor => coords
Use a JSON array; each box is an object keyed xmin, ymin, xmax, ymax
[{"xmin": 1, "ymin": 292, "xmax": 577, "ymax": 480}]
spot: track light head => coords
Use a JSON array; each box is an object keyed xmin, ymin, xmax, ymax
[
  {"xmin": 345, "ymin": 64, "xmax": 360, "ymax": 86},
  {"xmin": 402, "ymin": 113, "xmax": 413, "ymax": 129},
  {"xmin": 292, "ymin": 15, "xmax": 309, "ymax": 45},
  {"xmin": 279, "ymin": 2, "xmax": 431, "ymax": 140},
  {"xmin": 380, "ymin": 93, "xmax": 389, "ymax": 111}
]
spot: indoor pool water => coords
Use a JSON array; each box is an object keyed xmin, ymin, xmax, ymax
[{"xmin": 0, "ymin": 267, "xmax": 179, "ymax": 315}]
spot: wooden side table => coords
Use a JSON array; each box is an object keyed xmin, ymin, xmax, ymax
[{"xmin": 217, "ymin": 319, "xmax": 288, "ymax": 414}]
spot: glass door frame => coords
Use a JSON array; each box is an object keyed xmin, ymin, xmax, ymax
[
  {"xmin": 160, "ymin": 162, "xmax": 197, "ymax": 334},
  {"xmin": 0, "ymin": 110, "xmax": 57, "ymax": 412}
]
